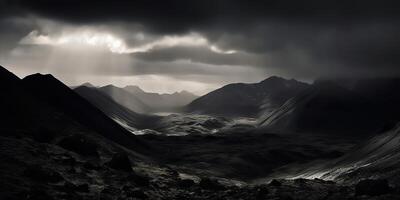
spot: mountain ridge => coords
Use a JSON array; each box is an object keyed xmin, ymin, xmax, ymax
[{"xmin": 186, "ymin": 76, "xmax": 309, "ymax": 118}]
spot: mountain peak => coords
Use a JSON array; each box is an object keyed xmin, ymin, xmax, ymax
[
  {"xmin": 260, "ymin": 76, "xmax": 285, "ymax": 83},
  {"xmin": 124, "ymin": 85, "xmax": 145, "ymax": 94},
  {"xmin": 0, "ymin": 65, "xmax": 20, "ymax": 84},
  {"xmin": 101, "ymin": 84, "xmax": 119, "ymax": 89},
  {"xmin": 81, "ymin": 82, "xmax": 95, "ymax": 88},
  {"xmin": 23, "ymin": 73, "xmax": 63, "ymax": 85},
  {"xmin": 24, "ymin": 73, "xmax": 57, "ymax": 81}
]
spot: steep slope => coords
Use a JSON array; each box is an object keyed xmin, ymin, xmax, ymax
[
  {"xmin": 70, "ymin": 82, "xmax": 95, "ymax": 89},
  {"xmin": 124, "ymin": 85, "xmax": 145, "ymax": 94},
  {"xmin": 0, "ymin": 66, "xmax": 29, "ymax": 129},
  {"xmin": 186, "ymin": 76, "xmax": 309, "ymax": 118},
  {"xmin": 21, "ymin": 74, "xmax": 148, "ymax": 151},
  {"xmin": 74, "ymin": 86, "xmax": 161, "ymax": 132},
  {"xmin": 123, "ymin": 85, "xmax": 198, "ymax": 112},
  {"xmin": 0, "ymin": 66, "xmax": 70, "ymax": 131},
  {"xmin": 98, "ymin": 85, "xmax": 151, "ymax": 113},
  {"xmin": 305, "ymin": 123, "xmax": 400, "ymax": 186},
  {"xmin": 258, "ymin": 81, "xmax": 382, "ymax": 135}
]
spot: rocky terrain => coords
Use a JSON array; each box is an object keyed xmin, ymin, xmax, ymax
[
  {"xmin": 2, "ymin": 129, "xmax": 400, "ymax": 200},
  {"xmin": 1, "ymin": 65, "xmax": 400, "ymax": 199}
]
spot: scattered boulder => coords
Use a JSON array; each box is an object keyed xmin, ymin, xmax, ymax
[
  {"xmin": 355, "ymin": 179, "xmax": 390, "ymax": 196},
  {"xmin": 254, "ymin": 185, "xmax": 269, "ymax": 199},
  {"xmin": 100, "ymin": 186, "xmax": 121, "ymax": 199},
  {"xmin": 57, "ymin": 134, "xmax": 98, "ymax": 157},
  {"xmin": 106, "ymin": 152, "xmax": 133, "ymax": 172},
  {"xmin": 269, "ymin": 179, "xmax": 282, "ymax": 187},
  {"xmin": 202, "ymin": 118, "xmax": 225, "ymax": 129},
  {"xmin": 177, "ymin": 179, "xmax": 196, "ymax": 188},
  {"xmin": 126, "ymin": 188, "xmax": 148, "ymax": 199},
  {"xmin": 23, "ymin": 189, "xmax": 54, "ymax": 200},
  {"xmin": 199, "ymin": 178, "xmax": 225, "ymax": 190},
  {"xmin": 23, "ymin": 165, "xmax": 63, "ymax": 183},
  {"xmin": 126, "ymin": 172, "xmax": 150, "ymax": 186},
  {"xmin": 83, "ymin": 161, "xmax": 101, "ymax": 170},
  {"xmin": 53, "ymin": 155, "xmax": 76, "ymax": 166},
  {"xmin": 30, "ymin": 128, "xmax": 55, "ymax": 143},
  {"xmin": 63, "ymin": 181, "xmax": 89, "ymax": 193}
]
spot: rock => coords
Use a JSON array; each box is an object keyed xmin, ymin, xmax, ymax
[
  {"xmin": 126, "ymin": 188, "xmax": 148, "ymax": 199},
  {"xmin": 100, "ymin": 186, "xmax": 121, "ymax": 200},
  {"xmin": 63, "ymin": 181, "xmax": 89, "ymax": 193},
  {"xmin": 203, "ymin": 118, "xmax": 225, "ymax": 129},
  {"xmin": 177, "ymin": 179, "xmax": 195, "ymax": 188},
  {"xmin": 126, "ymin": 173, "xmax": 150, "ymax": 186},
  {"xmin": 57, "ymin": 134, "xmax": 98, "ymax": 157},
  {"xmin": 54, "ymin": 155, "xmax": 76, "ymax": 166},
  {"xmin": 278, "ymin": 195, "xmax": 294, "ymax": 200},
  {"xmin": 254, "ymin": 185, "xmax": 269, "ymax": 199},
  {"xmin": 294, "ymin": 178, "xmax": 307, "ymax": 184},
  {"xmin": 355, "ymin": 179, "xmax": 390, "ymax": 196},
  {"xmin": 24, "ymin": 189, "xmax": 54, "ymax": 200},
  {"xmin": 23, "ymin": 165, "xmax": 63, "ymax": 183},
  {"xmin": 269, "ymin": 179, "xmax": 282, "ymax": 187},
  {"xmin": 199, "ymin": 178, "xmax": 225, "ymax": 190},
  {"xmin": 30, "ymin": 128, "xmax": 55, "ymax": 143},
  {"xmin": 83, "ymin": 161, "xmax": 101, "ymax": 170},
  {"xmin": 106, "ymin": 152, "xmax": 133, "ymax": 172}
]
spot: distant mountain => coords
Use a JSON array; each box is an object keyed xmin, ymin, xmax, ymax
[
  {"xmin": 258, "ymin": 81, "xmax": 384, "ymax": 135},
  {"xmin": 81, "ymin": 82, "xmax": 95, "ymax": 88},
  {"xmin": 75, "ymin": 86, "xmax": 161, "ymax": 131},
  {"xmin": 124, "ymin": 85, "xmax": 145, "ymax": 94},
  {"xmin": 21, "ymin": 73, "xmax": 148, "ymax": 150},
  {"xmin": 186, "ymin": 76, "xmax": 309, "ymax": 118},
  {"xmin": 69, "ymin": 82, "xmax": 96, "ymax": 89},
  {"xmin": 98, "ymin": 85, "xmax": 151, "ymax": 113},
  {"xmin": 122, "ymin": 86, "xmax": 198, "ymax": 112}
]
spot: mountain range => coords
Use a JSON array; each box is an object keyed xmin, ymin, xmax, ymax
[
  {"xmin": 124, "ymin": 85, "xmax": 198, "ymax": 112},
  {"xmin": 258, "ymin": 79, "xmax": 400, "ymax": 135},
  {"xmin": 83, "ymin": 84, "xmax": 198, "ymax": 114},
  {"xmin": 3, "ymin": 64, "xmax": 400, "ymax": 199},
  {"xmin": 186, "ymin": 76, "xmax": 309, "ymax": 118},
  {"xmin": 0, "ymin": 66, "xmax": 148, "ymax": 153}
]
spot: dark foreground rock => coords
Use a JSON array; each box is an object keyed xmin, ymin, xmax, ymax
[
  {"xmin": 106, "ymin": 152, "xmax": 133, "ymax": 172},
  {"xmin": 1, "ymin": 130, "xmax": 400, "ymax": 200},
  {"xmin": 269, "ymin": 179, "xmax": 282, "ymax": 187},
  {"xmin": 23, "ymin": 165, "xmax": 64, "ymax": 183},
  {"xmin": 355, "ymin": 179, "xmax": 390, "ymax": 196},
  {"xmin": 199, "ymin": 177, "xmax": 225, "ymax": 190},
  {"xmin": 57, "ymin": 134, "xmax": 98, "ymax": 157}
]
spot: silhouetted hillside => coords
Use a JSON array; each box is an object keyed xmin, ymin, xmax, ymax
[
  {"xmin": 186, "ymin": 76, "xmax": 309, "ymax": 118},
  {"xmin": 21, "ymin": 73, "xmax": 148, "ymax": 150},
  {"xmin": 99, "ymin": 85, "xmax": 151, "ymax": 113},
  {"xmin": 259, "ymin": 81, "xmax": 383, "ymax": 135},
  {"xmin": 75, "ymin": 86, "xmax": 161, "ymax": 131}
]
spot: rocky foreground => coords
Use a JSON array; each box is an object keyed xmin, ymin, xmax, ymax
[{"xmin": 1, "ymin": 130, "xmax": 399, "ymax": 200}]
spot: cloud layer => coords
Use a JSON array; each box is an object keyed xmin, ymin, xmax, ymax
[{"xmin": 1, "ymin": 0, "xmax": 399, "ymax": 94}]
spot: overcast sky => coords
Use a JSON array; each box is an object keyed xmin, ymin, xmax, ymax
[{"xmin": 0, "ymin": 0, "xmax": 399, "ymax": 95}]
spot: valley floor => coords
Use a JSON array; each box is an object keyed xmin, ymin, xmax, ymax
[
  {"xmin": 1, "ymin": 127, "xmax": 395, "ymax": 200},
  {"xmin": 0, "ymin": 133, "xmax": 400, "ymax": 200}
]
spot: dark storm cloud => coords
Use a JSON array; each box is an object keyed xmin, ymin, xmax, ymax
[
  {"xmin": 5, "ymin": 0, "xmax": 399, "ymax": 32},
  {"xmin": 1, "ymin": 0, "xmax": 400, "ymax": 80},
  {"xmin": 0, "ymin": 16, "xmax": 37, "ymax": 56}
]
